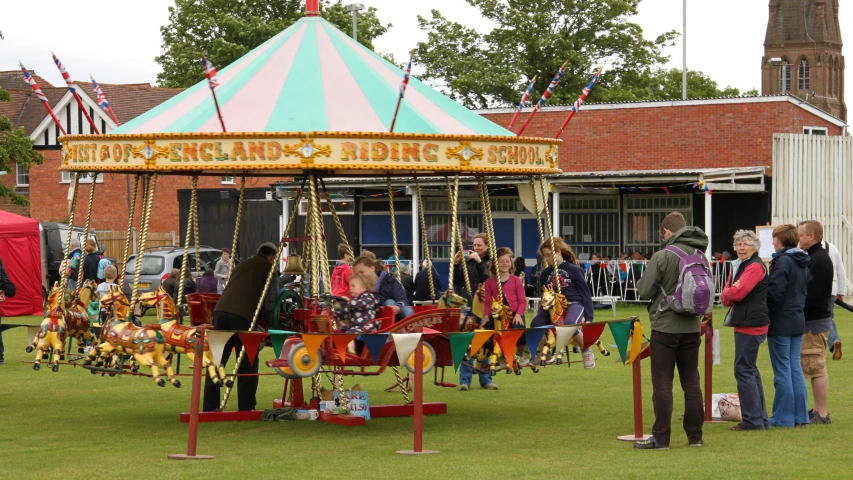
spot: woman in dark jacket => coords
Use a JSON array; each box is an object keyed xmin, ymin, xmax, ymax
[
  {"xmin": 198, "ymin": 268, "xmax": 218, "ymax": 293},
  {"xmin": 721, "ymin": 230, "xmax": 770, "ymax": 430},
  {"xmin": 413, "ymin": 260, "xmax": 441, "ymax": 302},
  {"xmin": 765, "ymin": 224, "xmax": 811, "ymax": 428},
  {"xmin": 352, "ymin": 255, "xmax": 413, "ymax": 321},
  {"xmin": 82, "ymin": 239, "xmax": 101, "ymax": 283}
]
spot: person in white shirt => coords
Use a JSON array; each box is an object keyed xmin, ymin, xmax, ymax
[{"xmin": 823, "ymin": 240, "xmax": 847, "ymax": 360}]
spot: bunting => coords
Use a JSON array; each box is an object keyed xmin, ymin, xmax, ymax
[
  {"xmin": 332, "ymin": 334, "xmax": 359, "ymax": 364},
  {"xmin": 553, "ymin": 325, "xmax": 579, "ymax": 355},
  {"xmin": 581, "ymin": 323, "xmax": 607, "ymax": 351},
  {"xmin": 300, "ymin": 333, "xmax": 328, "ymax": 368},
  {"xmin": 205, "ymin": 330, "xmax": 235, "ymax": 367},
  {"xmin": 392, "ymin": 332, "xmax": 423, "ymax": 371},
  {"xmin": 361, "ymin": 333, "xmax": 390, "ymax": 364},
  {"xmin": 627, "ymin": 320, "xmax": 645, "ymax": 365},
  {"xmin": 268, "ymin": 330, "xmax": 297, "ymax": 359},
  {"xmin": 448, "ymin": 331, "xmax": 475, "ymax": 372},
  {"xmin": 496, "ymin": 329, "xmax": 525, "ymax": 367},
  {"xmin": 608, "ymin": 321, "xmax": 632, "ymax": 365},
  {"xmin": 524, "ymin": 326, "xmax": 551, "ymax": 357},
  {"xmin": 469, "ymin": 330, "xmax": 495, "ymax": 357},
  {"xmin": 238, "ymin": 332, "xmax": 268, "ymax": 366}
]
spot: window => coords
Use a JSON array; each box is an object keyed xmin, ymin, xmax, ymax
[
  {"xmin": 125, "ymin": 255, "xmax": 166, "ymax": 276},
  {"xmin": 779, "ymin": 64, "xmax": 791, "ymax": 93},
  {"xmin": 16, "ymin": 162, "xmax": 29, "ymax": 187},
  {"xmin": 559, "ymin": 195, "xmax": 620, "ymax": 259},
  {"xmin": 221, "ymin": 176, "xmax": 235, "ymax": 184},
  {"xmin": 298, "ymin": 197, "xmax": 355, "ymax": 215},
  {"xmin": 623, "ymin": 195, "xmax": 693, "ymax": 254},
  {"xmin": 798, "ymin": 59, "xmax": 810, "ymax": 91},
  {"xmin": 803, "ymin": 127, "xmax": 828, "ymax": 136},
  {"xmin": 60, "ymin": 172, "xmax": 103, "ymax": 184}
]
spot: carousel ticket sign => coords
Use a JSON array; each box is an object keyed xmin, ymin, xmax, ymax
[{"xmin": 59, "ymin": 132, "xmax": 561, "ymax": 176}]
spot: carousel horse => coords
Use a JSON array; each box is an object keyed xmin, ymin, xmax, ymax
[
  {"xmin": 539, "ymin": 285, "xmax": 610, "ymax": 366},
  {"xmin": 470, "ymin": 284, "xmax": 486, "ymax": 320},
  {"xmin": 60, "ymin": 281, "xmax": 97, "ymax": 352},
  {"xmin": 138, "ymin": 288, "xmax": 228, "ymax": 386},
  {"xmin": 27, "ymin": 305, "xmax": 67, "ymax": 372},
  {"xmin": 437, "ymin": 289, "xmax": 468, "ymax": 309},
  {"xmin": 486, "ymin": 298, "xmax": 528, "ymax": 375},
  {"xmin": 85, "ymin": 286, "xmax": 179, "ymax": 387}
]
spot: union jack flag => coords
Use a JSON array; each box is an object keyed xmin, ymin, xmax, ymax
[
  {"xmin": 516, "ymin": 76, "xmax": 537, "ymax": 112},
  {"xmin": 533, "ymin": 61, "xmax": 567, "ymax": 113},
  {"xmin": 399, "ymin": 50, "xmax": 415, "ymax": 98},
  {"xmin": 52, "ymin": 53, "xmax": 76, "ymax": 92},
  {"xmin": 20, "ymin": 63, "xmax": 49, "ymax": 103},
  {"xmin": 571, "ymin": 70, "xmax": 601, "ymax": 114},
  {"xmin": 201, "ymin": 56, "xmax": 219, "ymax": 90},
  {"xmin": 90, "ymin": 74, "xmax": 110, "ymax": 110}
]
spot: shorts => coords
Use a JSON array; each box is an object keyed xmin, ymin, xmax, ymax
[{"xmin": 800, "ymin": 330, "xmax": 829, "ymax": 379}]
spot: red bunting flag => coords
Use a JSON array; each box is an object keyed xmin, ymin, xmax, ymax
[
  {"xmin": 496, "ymin": 329, "xmax": 525, "ymax": 366},
  {"xmin": 238, "ymin": 332, "xmax": 268, "ymax": 366},
  {"xmin": 581, "ymin": 323, "xmax": 606, "ymax": 351},
  {"xmin": 332, "ymin": 334, "xmax": 359, "ymax": 364}
]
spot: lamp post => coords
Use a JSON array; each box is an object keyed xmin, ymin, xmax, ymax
[
  {"xmin": 346, "ymin": 3, "xmax": 365, "ymax": 42},
  {"xmin": 682, "ymin": 0, "xmax": 687, "ymax": 100}
]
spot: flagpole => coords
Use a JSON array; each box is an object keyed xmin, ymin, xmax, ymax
[
  {"xmin": 19, "ymin": 61, "xmax": 66, "ymax": 135},
  {"xmin": 89, "ymin": 74, "xmax": 121, "ymax": 126},
  {"xmin": 52, "ymin": 52, "xmax": 100, "ymax": 134},
  {"xmin": 389, "ymin": 50, "xmax": 415, "ymax": 133},
  {"xmin": 516, "ymin": 61, "xmax": 567, "ymax": 137},
  {"xmin": 553, "ymin": 68, "xmax": 602, "ymax": 138},
  {"xmin": 507, "ymin": 75, "xmax": 536, "ymax": 131},
  {"xmin": 201, "ymin": 52, "xmax": 227, "ymax": 133}
]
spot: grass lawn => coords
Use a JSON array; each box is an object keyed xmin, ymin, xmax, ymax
[{"xmin": 2, "ymin": 304, "xmax": 853, "ymax": 479}]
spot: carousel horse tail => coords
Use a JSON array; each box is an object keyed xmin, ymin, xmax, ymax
[{"xmin": 594, "ymin": 339, "xmax": 610, "ymax": 356}]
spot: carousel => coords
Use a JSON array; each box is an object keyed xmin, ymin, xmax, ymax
[{"xmin": 28, "ymin": 1, "xmax": 644, "ymax": 435}]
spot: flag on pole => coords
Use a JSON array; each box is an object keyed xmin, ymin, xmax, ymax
[
  {"xmin": 52, "ymin": 52, "xmax": 76, "ymax": 92},
  {"xmin": 20, "ymin": 61, "xmax": 66, "ymax": 135},
  {"xmin": 554, "ymin": 68, "xmax": 603, "ymax": 138},
  {"xmin": 390, "ymin": 49, "xmax": 416, "ymax": 133},
  {"xmin": 201, "ymin": 55, "xmax": 220, "ymax": 90},
  {"xmin": 507, "ymin": 75, "xmax": 537, "ymax": 131},
  {"xmin": 516, "ymin": 61, "xmax": 568, "ymax": 136},
  {"xmin": 89, "ymin": 73, "xmax": 122, "ymax": 126}
]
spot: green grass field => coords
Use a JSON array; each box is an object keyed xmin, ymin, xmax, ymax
[{"xmin": 2, "ymin": 304, "xmax": 853, "ymax": 479}]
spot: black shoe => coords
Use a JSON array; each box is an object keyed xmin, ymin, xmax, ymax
[
  {"xmin": 689, "ymin": 440, "xmax": 704, "ymax": 448},
  {"xmin": 812, "ymin": 412, "xmax": 832, "ymax": 424},
  {"xmin": 634, "ymin": 437, "xmax": 669, "ymax": 450}
]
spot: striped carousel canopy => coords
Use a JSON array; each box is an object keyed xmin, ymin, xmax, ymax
[{"xmin": 114, "ymin": 16, "xmax": 511, "ymax": 136}]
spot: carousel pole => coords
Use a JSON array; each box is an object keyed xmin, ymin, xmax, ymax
[
  {"xmin": 228, "ymin": 177, "xmax": 246, "ymax": 277},
  {"xmin": 58, "ymin": 174, "xmax": 82, "ymax": 293},
  {"xmin": 553, "ymin": 69, "xmax": 602, "ymax": 139},
  {"xmin": 131, "ymin": 174, "xmax": 158, "ymax": 309},
  {"xmin": 177, "ymin": 176, "xmax": 199, "ymax": 314},
  {"xmin": 389, "ymin": 50, "xmax": 415, "ymax": 133},
  {"xmin": 117, "ymin": 175, "xmax": 140, "ymax": 285},
  {"xmin": 413, "ymin": 176, "xmax": 435, "ymax": 302},
  {"xmin": 52, "ymin": 52, "xmax": 100, "ymax": 133},
  {"xmin": 516, "ymin": 61, "xmax": 567, "ymax": 137},
  {"xmin": 507, "ymin": 75, "xmax": 536, "ymax": 131},
  {"xmin": 75, "ymin": 174, "xmax": 99, "ymax": 291}
]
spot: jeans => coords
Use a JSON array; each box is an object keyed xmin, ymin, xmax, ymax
[
  {"xmin": 828, "ymin": 297, "xmax": 841, "ymax": 350},
  {"xmin": 459, "ymin": 353, "xmax": 492, "ymax": 387},
  {"xmin": 67, "ymin": 279, "xmax": 77, "ymax": 292},
  {"xmin": 383, "ymin": 299, "xmax": 414, "ymax": 322},
  {"xmin": 203, "ymin": 311, "xmax": 259, "ymax": 412},
  {"xmin": 734, "ymin": 332, "xmax": 769, "ymax": 429},
  {"xmin": 767, "ymin": 335, "xmax": 810, "ymax": 427},
  {"xmin": 650, "ymin": 331, "xmax": 704, "ymax": 446}
]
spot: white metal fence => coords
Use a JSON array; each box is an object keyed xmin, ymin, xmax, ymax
[
  {"xmin": 581, "ymin": 260, "xmax": 734, "ymax": 303},
  {"xmin": 773, "ymin": 134, "xmax": 853, "ymax": 294}
]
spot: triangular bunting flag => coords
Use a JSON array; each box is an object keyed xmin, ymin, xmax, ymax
[
  {"xmin": 331, "ymin": 334, "xmax": 359, "ymax": 364},
  {"xmin": 469, "ymin": 330, "xmax": 495, "ymax": 357},
  {"xmin": 238, "ymin": 332, "xmax": 268, "ymax": 366},
  {"xmin": 206, "ymin": 330, "xmax": 235, "ymax": 367},
  {"xmin": 423, "ymin": 327, "xmax": 441, "ymax": 336},
  {"xmin": 361, "ymin": 333, "xmax": 390, "ymax": 364},
  {"xmin": 554, "ymin": 325, "xmax": 579, "ymax": 354},
  {"xmin": 627, "ymin": 320, "xmax": 645, "ymax": 365},
  {"xmin": 496, "ymin": 329, "xmax": 525, "ymax": 364},
  {"xmin": 26, "ymin": 325, "xmax": 40, "ymax": 346},
  {"xmin": 448, "ymin": 332, "xmax": 475, "ymax": 372},
  {"xmin": 525, "ymin": 326, "xmax": 551, "ymax": 356},
  {"xmin": 392, "ymin": 332, "xmax": 423, "ymax": 371},
  {"xmin": 608, "ymin": 320, "xmax": 632, "ymax": 365},
  {"xmin": 268, "ymin": 330, "xmax": 296, "ymax": 359},
  {"xmin": 581, "ymin": 323, "xmax": 606, "ymax": 351}
]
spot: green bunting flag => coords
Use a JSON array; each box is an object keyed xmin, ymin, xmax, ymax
[
  {"xmin": 268, "ymin": 330, "xmax": 297, "ymax": 359},
  {"xmin": 449, "ymin": 332, "xmax": 475, "ymax": 372},
  {"xmin": 608, "ymin": 321, "xmax": 632, "ymax": 365}
]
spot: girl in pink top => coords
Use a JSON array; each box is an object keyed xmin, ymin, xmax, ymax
[{"xmin": 483, "ymin": 247, "xmax": 527, "ymax": 327}]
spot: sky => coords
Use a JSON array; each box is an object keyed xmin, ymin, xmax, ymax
[{"xmin": 1, "ymin": 1, "xmax": 851, "ymax": 106}]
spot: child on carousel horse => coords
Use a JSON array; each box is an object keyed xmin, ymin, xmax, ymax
[
  {"xmin": 333, "ymin": 274, "xmax": 382, "ymax": 335},
  {"xmin": 531, "ymin": 237, "xmax": 596, "ymax": 369}
]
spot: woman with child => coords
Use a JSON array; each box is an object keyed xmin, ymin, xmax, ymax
[{"xmin": 352, "ymin": 253, "xmax": 414, "ymax": 322}]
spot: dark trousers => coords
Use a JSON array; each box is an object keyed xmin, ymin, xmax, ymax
[
  {"xmin": 203, "ymin": 311, "xmax": 260, "ymax": 412},
  {"xmin": 734, "ymin": 332, "xmax": 768, "ymax": 429},
  {"xmin": 650, "ymin": 331, "xmax": 703, "ymax": 446}
]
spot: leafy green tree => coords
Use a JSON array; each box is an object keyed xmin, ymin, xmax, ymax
[
  {"xmin": 155, "ymin": 0, "xmax": 390, "ymax": 88},
  {"xmin": 0, "ymin": 73, "xmax": 44, "ymax": 205},
  {"xmin": 601, "ymin": 68, "xmax": 757, "ymax": 102}
]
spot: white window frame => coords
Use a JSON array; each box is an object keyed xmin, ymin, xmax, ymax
[
  {"xmin": 221, "ymin": 176, "xmax": 235, "ymax": 185},
  {"xmin": 803, "ymin": 126, "xmax": 828, "ymax": 136},
  {"xmin": 60, "ymin": 172, "xmax": 103, "ymax": 184},
  {"xmin": 16, "ymin": 162, "xmax": 29, "ymax": 187}
]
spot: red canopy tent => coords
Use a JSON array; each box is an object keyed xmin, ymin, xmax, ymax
[{"xmin": 0, "ymin": 211, "xmax": 43, "ymax": 316}]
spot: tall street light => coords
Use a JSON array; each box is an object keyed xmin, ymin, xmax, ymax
[
  {"xmin": 682, "ymin": 0, "xmax": 687, "ymax": 100},
  {"xmin": 346, "ymin": 3, "xmax": 365, "ymax": 42}
]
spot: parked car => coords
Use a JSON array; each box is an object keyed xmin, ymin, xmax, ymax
[
  {"xmin": 39, "ymin": 222, "xmax": 109, "ymax": 293},
  {"xmin": 122, "ymin": 246, "xmax": 226, "ymax": 297}
]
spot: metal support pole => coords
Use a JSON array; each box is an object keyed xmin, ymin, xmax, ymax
[
  {"xmin": 552, "ymin": 188, "xmax": 560, "ymax": 238},
  {"xmin": 616, "ymin": 354, "xmax": 651, "ymax": 441},
  {"xmin": 704, "ymin": 178, "xmax": 712, "ymax": 260},
  {"xmin": 682, "ymin": 0, "xmax": 687, "ymax": 100},
  {"xmin": 352, "ymin": 11, "xmax": 357, "ymax": 42},
  {"xmin": 168, "ymin": 325, "xmax": 214, "ymax": 460},
  {"xmin": 396, "ymin": 327, "xmax": 438, "ymax": 455},
  {"xmin": 411, "ymin": 186, "xmax": 419, "ymax": 275}
]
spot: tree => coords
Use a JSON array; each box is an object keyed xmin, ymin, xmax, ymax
[
  {"xmin": 600, "ymin": 68, "xmax": 758, "ymax": 102},
  {"xmin": 156, "ymin": 0, "xmax": 391, "ymax": 88}
]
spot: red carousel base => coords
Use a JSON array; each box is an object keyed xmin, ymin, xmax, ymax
[
  {"xmin": 179, "ymin": 410, "xmax": 264, "ymax": 423},
  {"xmin": 370, "ymin": 403, "xmax": 447, "ymax": 418}
]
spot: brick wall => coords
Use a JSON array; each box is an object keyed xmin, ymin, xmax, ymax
[
  {"xmin": 0, "ymin": 168, "xmax": 29, "ymax": 217},
  {"xmin": 28, "ymin": 149, "xmax": 288, "ymax": 234},
  {"xmin": 481, "ymin": 101, "xmax": 844, "ymax": 173}
]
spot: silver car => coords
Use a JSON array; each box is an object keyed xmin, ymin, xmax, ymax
[{"xmin": 122, "ymin": 246, "xmax": 224, "ymax": 297}]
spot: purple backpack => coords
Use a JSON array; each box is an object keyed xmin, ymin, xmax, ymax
[{"xmin": 661, "ymin": 245, "xmax": 714, "ymax": 316}]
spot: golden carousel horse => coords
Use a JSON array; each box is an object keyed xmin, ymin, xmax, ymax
[
  {"xmin": 66, "ymin": 281, "xmax": 97, "ymax": 352},
  {"xmin": 486, "ymin": 298, "xmax": 528, "ymax": 375},
  {"xmin": 84, "ymin": 286, "xmax": 179, "ymax": 387},
  {"xmin": 138, "ymin": 287, "xmax": 228, "ymax": 386},
  {"xmin": 27, "ymin": 302, "xmax": 67, "ymax": 372},
  {"xmin": 470, "ymin": 284, "xmax": 486, "ymax": 320},
  {"xmin": 538, "ymin": 285, "xmax": 609, "ymax": 366}
]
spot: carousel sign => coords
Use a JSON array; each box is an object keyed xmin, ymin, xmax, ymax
[{"xmin": 60, "ymin": 132, "xmax": 560, "ymax": 175}]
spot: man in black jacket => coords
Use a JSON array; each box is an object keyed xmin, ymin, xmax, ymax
[
  {"xmin": 0, "ymin": 257, "xmax": 16, "ymax": 364},
  {"xmin": 798, "ymin": 220, "xmax": 834, "ymax": 424}
]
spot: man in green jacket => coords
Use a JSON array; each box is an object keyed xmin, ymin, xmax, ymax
[{"xmin": 634, "ymin": 212, "xmax": 707, "ymax": 450}]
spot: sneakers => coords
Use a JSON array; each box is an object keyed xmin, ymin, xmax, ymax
[
  {"xmin": 482, "ymin": 383, "xmax": 498, "ymax": 390},
  {"xmin": 634, "ymin": 437, "xmax": 669, "ymax": 450},
  {"xmin": 0, "ymin": 359, "xmax": 4, "ymax": 365},
  {"xmin": 833, "ymin": 341, "xmax": 842, "ymax": 360},
  {"xmin": 459, "ymin": 384, "xmax": 470, "ymax": 391},
  {"xmin": 689, "ymin": 440, "xmax": 704, "ymax": 448},
  {"xmin": 582, "ymin": 349, "xmax": 596, "ymax": 369},
  {"xmin": 809, "ymin": 409, "xmax": 832, "ymax": 424}
]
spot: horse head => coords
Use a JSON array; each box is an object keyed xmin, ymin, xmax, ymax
[
  {"xmin": 438, "ymin": 289, "xmax": 468, "ymax": 309},
  {"xmin": 46, "ymin": 283, "xmax": 65, "ymax": 311},
  {"xmin": 541, "ymin": 285, "xmax": 556, "ymax": 310}
]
